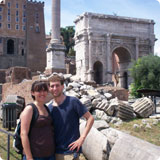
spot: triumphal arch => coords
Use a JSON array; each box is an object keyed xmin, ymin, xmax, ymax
[{"xmin": 74, "ymin": 12, "xmax": 156, "ymax": 88}]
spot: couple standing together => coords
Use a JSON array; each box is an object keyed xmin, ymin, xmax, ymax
[{"xmin": 20, "ymin": 74, "xmax": 94, "ymax": 160}]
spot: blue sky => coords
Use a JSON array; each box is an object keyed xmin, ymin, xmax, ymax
[{"xmin": 41, "ymin": 0, "xmax": 160, "ymax": 56}]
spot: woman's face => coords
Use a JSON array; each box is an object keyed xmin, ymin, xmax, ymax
[{"xmin": 32, "ymin": 90, "xmax": 48, "ymax": 102}]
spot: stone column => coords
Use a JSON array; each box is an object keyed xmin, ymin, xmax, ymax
[
  {"xmin": 150, "ymin": 39, "xmax": 155, "ymax": 54},
  {"xmin": 102, "ymin": 35, "xmax": 107, "ymax": 83},
  {"xmin": 106, "ymin": 34, "xmax": 112, "ymax": 82},
  {"xmin": 135, "ymin": 37, "xmax": 139, "ymax": 60},
  {"xmin": 84, "ymin": 34, "xmax": 89, "ymax": 81},
  {"xmin": 87, "ymin": 34, "xmax": 94, "ymax": 81},
  {"xmin": 51, "ymin": 0, "xmax": 60, "ymax": 43},
  {"xmin": 45, "ymin": 0, "xmax": 66, "ymax": 75}
]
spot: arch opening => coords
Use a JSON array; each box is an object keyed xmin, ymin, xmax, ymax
[
  {"xmin": 112, "ymin": 47, "xmax": 131, "ymax": 88},
  {"xmin": 7, "ymin": 39, "xmax": 14, "ymax": 54},
  {"xmin": 93, "ymin": 61, "xmax": 103, "ymax": 84}
]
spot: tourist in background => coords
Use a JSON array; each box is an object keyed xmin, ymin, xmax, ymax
[{"xmin": 48, "ymin": 73, "xmax": 94, "ymax": 160}]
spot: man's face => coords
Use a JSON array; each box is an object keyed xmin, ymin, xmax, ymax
[{"xmin": 49, "ymin": 81, "xmax": 64, "ymax": 98}]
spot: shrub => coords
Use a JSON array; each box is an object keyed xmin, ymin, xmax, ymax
[{"xmin": 129, "ymin": 55, "xmax": 160, "ymax": 97}]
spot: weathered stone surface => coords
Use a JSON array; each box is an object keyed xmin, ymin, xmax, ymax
[
  {"xmin": 65, "ymin": 90, "xmax": 80, "ymax": 98},
  {"xmin": 5, "ymin": 67, "xmax": 31, "ymax": 84},
  {"xmin": 93, "ymin": 109, "xmax": 106, "ymax": 119},
  {"xmin": 101, "ymin": 128, "xmax": 119, "ymax": 148},
  {"xmin": 87, "ymin": 89, "xmax": 101, "ymax": 99},
  {"xmin": 91, "ymin": 99, "xmax": 100, "ymax": 107},
  {"xmin": 106, "ymin": 104, "xmax": 115, "ymax": 116},
  {"xmin": 104, "ymin": 93, "xmax": 112, "ymax": 100},
  {"xmin": 80, "ymin": 96, "xmax": 92, "ymax": 109},
  {"xmin": 116, "ymin": 101, "xmax": 134, "ymax": 120},
  {"xmin": 93, "ymin": 120, "xmax": 109, "ymax": 130},
  {"xmin": 0, "ymin": 69, "xmax": 6, "ymax": 83},
  {"xmin": 132, "ymin": 97, "xmax": 155, "ymax": 118},
  {"xmin": 108, "ymin": 129, "xmax": 160, "ymax": 160},
  {"xmin": 97, "ymin": 86, "xmax": 129, "ymax": 101},
  {"xmin": 68, "ymin": 82, "xmax": 81, "ymax": 88},
  {"xmin": 81, "ymin": 120, "xmax": 160, "ymax": 160},
  {"xmin": 80, "ymin": 122, "xmax": 110, "ymax": 160}
]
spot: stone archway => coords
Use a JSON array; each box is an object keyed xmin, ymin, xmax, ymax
[
  {"xmin": 112, "ymin": 47, "xmax": 131, "ymax": 88},
  {"xmin": 93, "ymin": 61, "xmax": 103, "ymax": 84},
  {"xmin": 7, "ymin": 39, "xmax": 14, "ymax": 54},
  {"xmin": 74, "ymin": 12, "xmax": 155, "ymax": 84}
]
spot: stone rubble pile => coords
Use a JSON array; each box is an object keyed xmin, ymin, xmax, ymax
[{"xmin": 55, "ymin": 74, "xmax": 155, "ymax": 120}]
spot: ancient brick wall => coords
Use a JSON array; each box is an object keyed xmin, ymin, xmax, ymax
[
  {"xmin": 5, "ymin": 66, "xmax": 32, "ymax": 84},
  {"xmin": 2, "ymin": 80, "xmax": 33, "ymax": 105},
  {"xmin": 2, "ymin": 79, "xmax": 53, "ymax": 105},
  {"xmin": 0, "ymin": 69, "xmax": 6, "ymax": 83}
]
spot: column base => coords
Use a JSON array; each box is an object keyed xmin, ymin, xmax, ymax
[{"xmin": 44, "ymin": 67, "xmax": 66, "ymax": 76}]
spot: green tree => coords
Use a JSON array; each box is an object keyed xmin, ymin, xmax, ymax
[
  {"xmin": 130, "ymin": 55, "xmax": 160, "ymax": 97},
  {"xmin": 60, "ymin": 26, "xmax": 75, "ymax": 57}
]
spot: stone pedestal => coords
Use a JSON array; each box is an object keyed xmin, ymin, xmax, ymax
[{"xmin": 45, "ymin": 43, "xmax": 66, "ymax": 75}]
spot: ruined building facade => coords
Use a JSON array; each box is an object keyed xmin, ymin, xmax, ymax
[
  {"xmin": 0, "ymin": 0, "xmax": 46, "ymax": 72},
  {"xmin": 74, "ymin": 12, "xmax": 156, "ymax": 88}
]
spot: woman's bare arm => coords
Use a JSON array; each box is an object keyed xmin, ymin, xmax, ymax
[{"xmin": 20, "ymin": 105, "xmax": 33, "ymax": 160}]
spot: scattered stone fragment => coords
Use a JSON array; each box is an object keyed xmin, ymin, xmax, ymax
[{"xmin": 132, "ymin": 97, "xmax": 155, "ymax": 118}]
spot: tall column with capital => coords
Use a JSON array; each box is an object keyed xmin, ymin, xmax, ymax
[{"xmin": 45, "ymin": 0, "xmax": 66, "ymax": 75}]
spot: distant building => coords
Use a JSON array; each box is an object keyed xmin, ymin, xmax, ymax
[{"xmin": 0, "ymin": 0, "xmax": 46, "ymax": 72}]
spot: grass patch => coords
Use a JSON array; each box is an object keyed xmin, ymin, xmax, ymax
[
  {"xmin": 111, "ymin": 118, "xmax": 160, "ymax": 146},
  {"xmin": 0, "ymin": 121, "xmax": 21, "ymax": 160}
]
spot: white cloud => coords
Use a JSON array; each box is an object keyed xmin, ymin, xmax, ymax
[{"xmin": 156, "ymin": 0, "xmax": 160, "ymax": 4}]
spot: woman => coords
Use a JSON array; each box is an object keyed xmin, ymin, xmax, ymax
[{"xmin": 20, "ymin": 80, "xmax": 55, "ymax": 160}]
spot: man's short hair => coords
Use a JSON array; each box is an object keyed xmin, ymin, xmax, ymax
[{"xmin": 48, "ymin": 73, "xmax": 64, "ymax": 85}]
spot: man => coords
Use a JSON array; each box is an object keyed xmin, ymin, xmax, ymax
[{"xmin": 48, "ymin": 73, "xmax": 94, "ymax": 160}]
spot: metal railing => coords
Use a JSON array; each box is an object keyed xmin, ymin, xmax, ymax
[{"xmin": 0, "ymin": 128, "xmax": 14, "ymax": 160}]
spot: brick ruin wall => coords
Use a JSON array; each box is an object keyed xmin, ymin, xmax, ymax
[{"xmin": 2, "ymin": 80, "xmax": 53, "ymax": 105}]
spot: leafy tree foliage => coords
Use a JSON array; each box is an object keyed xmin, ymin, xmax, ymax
[
  {"xmin": 60, "ymin": 26, "xmax": 75, "ymax": 57},
  {"xmin": 130, "ymin": 55, "xmax": 160, "ymax": 97}
]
